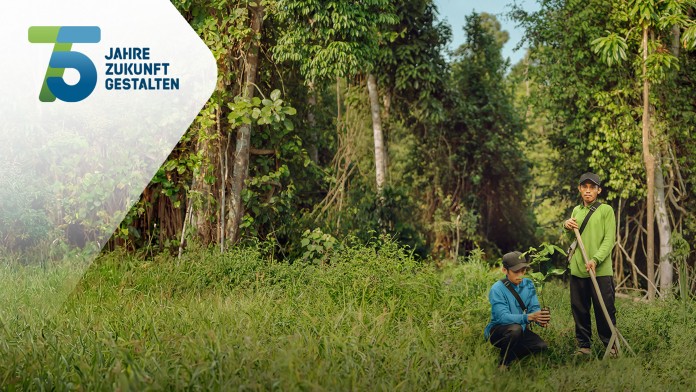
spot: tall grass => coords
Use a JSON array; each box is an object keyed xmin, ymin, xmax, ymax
[
  {"xmin": 1, "ymin": 241, "xmax": 695, "ymax": 390},
  {"xmin": 0, "ymin": 257, "xmax": 88, "ymax": 325}
]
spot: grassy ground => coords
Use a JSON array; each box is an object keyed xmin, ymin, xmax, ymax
[{"xmin": 1, "ymin": 242, "xmax": 695, "ymax": 391}]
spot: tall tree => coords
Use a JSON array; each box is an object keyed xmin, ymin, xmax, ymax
[
  {"xmin": 512, "ymin": 0, "xmax": 646, "ymax": 289},
  {"xmin": 167, "ymin": 0, "xmax": 299, "ymax": 251},
  {"xmin": 273, "ymin": 0, "xmax": 397, "ymax": 193},
  {"xmin": 174, "ymin": 0, "xmax": 251, "ymax": 246},
  {"xmin": 515, "ymin": 0, "xmax": 696, "ymax": 298},
  {"xmin": 226, "ymin": 4, "xmax": 265, "ymax": 245},
  {"xmin": 418, "ymin": 12, "xmax": 533, "ymax": 255},
  {"xmin": 367, "ymin": 73, "xmax": 387, "ymax": 191},
  {"xmin": 592, "ymin": 0, "xmax": 696, "ymax": 299}
]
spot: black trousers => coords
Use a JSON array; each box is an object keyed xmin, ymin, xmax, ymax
[
  {"xmin": 570, "ymin": 275, "xmax": 616, "ymax": 348},
  {"xmin": 489, "ymin": 324, "xmax": 548, "ymax": 365}
]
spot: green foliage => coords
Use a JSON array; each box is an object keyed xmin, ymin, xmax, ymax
[
  {"xmin": 591, "ymin": 32, "xmax": 628, "ymax": 66},
  {"xmin": 513, "ymin": 0, "xmax": 624, "ymax": 196},
  {"xmin": 272, "ymin": 0, "xmax": 399, "ymax": 83},
  {"xmin": 376, "ymin": 0, "xmax": 450, "ymax": 123},
  {"xmin": 103, "ymin": 0, "xmax": 696, "ymax": 276},
  {"xmin": 670, "ymin": 231, "xmax": 692, "ymax": 300},
  {"xmin": 510, "ymin": 0, "xmax": 696, "ymax": 293},
  {"xmin": 523, "ymin": 242, "xmax": 567, "ymax": 303},
  {"xmin": 226, "ymin": 88, "xmax": 300, "ymax": 240},
  {"xmin": 299, "ymin": 228, "xmax": 339, "ymax": 265},
  {"xmin": 683, "ymin": 23, "xmax": 696, "ymax": 50},
  {"xmin": 589, "ymin": 88, "xmax": 645, "ymax": 200},
  {"xmin": 227, "ymin": 89, "xmax": 297, "ymax": 129},
  {"xmin": 356, "ymin": 185, "xmax": 427, "ymax": 257},
  {"xmin": 420, "ymin": 12, "xmax": 534, "ymax": 253},
  {"xmin": 525, "ymin": 242, "xmax": 567, "ymax": 268},
  {"xmin": 232, "ymin": 84, "xmax": 315, "ymax": 248}
]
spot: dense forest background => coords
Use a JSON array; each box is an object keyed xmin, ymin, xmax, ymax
[
  {"xmin": 3, "ymin": 0, "xmax": 696, "ymax": 301},
  {"xmin": 4, "ymin": 0, "xmax": 696, "ymax": 388}
]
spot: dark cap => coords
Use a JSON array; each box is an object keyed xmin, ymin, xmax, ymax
[
  {"xmin": 502, "ymin": 251, "xmax": 529, "ymax": 272},
  {"xmin": 578, "ymin": 172, "xmax": 601, "ymax": 186}
]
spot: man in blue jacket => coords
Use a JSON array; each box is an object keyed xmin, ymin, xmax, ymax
[{"xmin": 484, "ymin": 251, "xmax": 550, "ymax": 369}]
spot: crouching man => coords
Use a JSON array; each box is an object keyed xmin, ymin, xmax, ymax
[{"xmin": 484, "ymin": 251, "xmax": 550, "ymax": 369}]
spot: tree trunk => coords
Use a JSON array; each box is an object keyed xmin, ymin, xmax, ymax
[
  {"xmin": 671, "ymin": 25, "xmax": 680, "ymax": 56},
  {"xmin": 367, "ymin": 73, "xmax": 386, "ymax": 192},
  {"xmin": 225, "ymin": 5, "xmax": 264, "ymax": 246},
  {"xmin": 191, "ymin": 130, "xmax": 221, "ymax": 245},
  {"xmin": 655, "ymin": 24, "xmax": 682, "ymax": 296},
  {"xmin": 307, "ymin": 82, "xmax": 319, "ymax": 163},
  {"xmin": 655, "ymin": 154, "xmax": 672, "ymax": 296},
  {"xmin": 642, "ymin": 26, "xmax": 656, "ymax": 300}
]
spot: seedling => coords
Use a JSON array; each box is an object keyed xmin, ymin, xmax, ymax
[{"xmin": 523, "ymin": 242, "xmax": 566, "ymax": 307}]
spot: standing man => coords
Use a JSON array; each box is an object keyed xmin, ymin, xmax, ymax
[
  {"xmin": 484, "ymin": 251, "xmax": 550, "ymax": 370},
  {"xmin": 563, "ymin": 172, "xmax": 617, "ymax": 356}
]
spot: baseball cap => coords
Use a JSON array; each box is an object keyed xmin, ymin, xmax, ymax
[
  {"xmin": 578, "ymin": 172, "xmax": 601, "ymax": 186},
  {"xmin": 502, "ymin": 251, "xmax": 529, "ymax": 272}
]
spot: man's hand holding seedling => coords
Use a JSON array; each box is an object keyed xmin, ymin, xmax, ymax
[{"xmin": 528, "ymin": 309, "xmax": 551, "ymax": 328}]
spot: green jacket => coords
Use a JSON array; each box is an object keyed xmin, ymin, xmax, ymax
[{"xmin": 565, "ymin": 201, "xmax": 616, "ymax": 278}]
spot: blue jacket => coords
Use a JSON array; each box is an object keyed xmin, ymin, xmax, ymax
[{"xmin": 484, "ymin": 278, "xmax": 541, "ymax": 339}]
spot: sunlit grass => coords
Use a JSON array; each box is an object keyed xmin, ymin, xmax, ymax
[{"xmin": 1, "ymin": 243, "xmax": 695, "ymax": 390}]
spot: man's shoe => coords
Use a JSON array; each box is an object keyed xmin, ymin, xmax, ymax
[
  {"xmin": 573, "ymin": 347, "xmax": 591, "ymax": 356},
  {"xmin": 498, "ymin": 364, "xmax": 508, "ymax": 372}
]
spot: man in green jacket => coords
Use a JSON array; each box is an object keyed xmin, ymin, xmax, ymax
[{"xmin": 563, "ymin": 172, "xmax": 616, "ymax": 356}]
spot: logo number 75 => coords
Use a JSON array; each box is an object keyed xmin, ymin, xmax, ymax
[{"xmin": 29, "ymin": 26, "xmax": 101, "ymax": 102}]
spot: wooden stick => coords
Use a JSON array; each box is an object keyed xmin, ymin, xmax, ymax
[{"xmin": 573, "ymin": 228, "xmax": 634, "ymax": 358}]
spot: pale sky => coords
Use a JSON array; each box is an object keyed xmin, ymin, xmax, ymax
[{"xmin": 434, "ymin": 0, "xmax": 540, "ymax": 66}]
